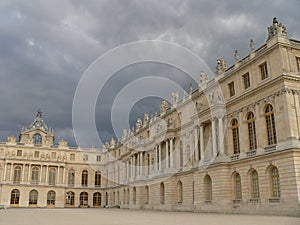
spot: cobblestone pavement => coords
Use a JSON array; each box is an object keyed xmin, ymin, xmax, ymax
[{"xmin": 0, "ymin": 208, "xmax": 299, "ymax": 225}]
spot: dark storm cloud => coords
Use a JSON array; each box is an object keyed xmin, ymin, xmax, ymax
[{"xmin": 0, "ymin": 0, "xmax": 299, "ymax": 146}]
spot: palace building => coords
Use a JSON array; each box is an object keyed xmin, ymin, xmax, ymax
[{"xmin": 0, "ymin": 18, "xmax": 300, "ymax": 216}]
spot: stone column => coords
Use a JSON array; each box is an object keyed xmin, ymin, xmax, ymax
[
  {"xmin": 212, "ymin": 118, "xmax": 217, "ymax": 157},
  {"xmin": 57, "ymin": 166, "xmax": 60, "ymax": 184},
  {"xmin": 137, "ymin": 153, "xmax": 140, "ymax": 177},
  {"xmin": 130, "ymin": 157, "xmax": 133, "ymax": 178},
  {"xmin": 140, "ymin": 152, "xmax": 143, "ymax": 176},
  {"xmin": 133, "ymin": 155, "xmax": 136, "ymax": 178},
  {"xmin": 62, "ymin": 167, "xmax": 65, "ymax": 184},
  {"xmin": 200, "ymin": 125, "xmax": 204, "ymax": 160},
  {"xmin": 22, "ymin": 164, "xmax": 26, "ymax": 182},
  {"xmin": 165, "ymin": 140, "xmax": 169, "ymax": 169},
  {"xmin": 39, "ymin": 165, "xmax": 43, "ymax": 183},
  {"xmin": 170, "ymin": 138, "xmax": 173, "ymax": 168},
  {"xmin": 3, "ymin": 163, "xmax": 7, "ymax": 181},
  {"xmin": 158, "ymin": 143, "xmax": 162, "ymax": 171},
  {"xmin": 27, "ymin": 164, "xmax": 31, "ymax": 183},
  {"xmin": 10, "ymin": 164, "xmax": 13, "ymax": 182},
  {"xmin": 45, "ymin": 166, "xmax": 49, "ymax": 183},
  {"xmin": 126, "ymin": 161, "xmax": 130, "ymax": 180},
  {"xmin": 218, "ymin": 116, "xmax": 225, "ymax": 155},
  {"xmin": 195, "ymin": 127, "xmax": 199, "ymax": 161}
]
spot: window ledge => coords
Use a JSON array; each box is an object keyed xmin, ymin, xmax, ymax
[
  {"xmin": 230, "ymin": 154, "xmax": 240, "ymax": 161},
  {"xmin": 246, "ymin": 150, "xmax": 257, "ymax": 157},
  {"xmin": 249, "ymin": 198, "xmax": 260, "ymax": 203},
  {"xmin": 269, "ymin": 198, "xmax": 280, "ymax": 203},
  {"xmin": 264, "ymin": 145, "xmax": 277, "ymax": 152}
]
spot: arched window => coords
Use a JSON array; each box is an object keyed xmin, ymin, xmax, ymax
[
  {"xmin": 265, "ymin": 105, "xmax": 277, "ymax": 145},
  {"xmin": 68, "ymin": 169, "xmax": 75, "ymax": 187},
  {"xmin": 31, "ymin": 167, "xmax": 39, "ymax": 184},
  {"xmin": 81, "ymin": 170, "xmax": 88, "ymax": 187},
  {"xmin": 80, "ymin": 192, "xmax": 89, "ymax": 207},
  {"xmin": 48, "ymin": 168, "xmax": 56, "ymax": 185},
  {"xmin": 145, "ymin": 186, "xmax": 149, "ymax": 204},
  {"xmin": 250, "ymin": 170, "xmax": 260, "ymax": 199},
  {"xmin": 33, "ymin": 133, "xmax": 42, "ymax": 145},
  {"xmin": 47, "ymin": 190, "xmax": 55, "ymax": 207},
  {"xmin": 29, "ymin": 190, "xmax": 38, "ymax": 206},
  {"xmin": 133, "ymin": 187, "xmax": 136, "ymax": 204},
  {"xmin": 95, "ymin": 171, "xmax": 101, "ymax": 187},
  {"xmin": 232, "ymin": 119, "xmax": 240, "ymax": 154},
  {"xmin": 270, "ymin": 167, "xmax": 280, "ymax": 198},
  {"xmin": 247, "ymin": 112, "xmax": 257, "ymax": 150},
  {"xmin": 204, "ymin": 175, "xmax": 212, "ymax": 201},
  {"xmin": 123, "ymin": 189, "xmax": 126, "ymax": 204},
  {"xmin": 93, "ymin": 192, "xmax": 101, "ymax": 207},
  {"xmin": 233, "ymin": 173, "xmax": 242, "ymax": 200},
  {"xmin": 10, "ymin": 189, "xmax": 20, "ymax": 206},
  {"xmin": 177, "ymin": 180, "xmax": 183, "ymax": 203},
  {"xmin": 13, "ymin": 166, "xmax": 22, "ymax": 184},
  {"xmin": 113, "ymin": 191, "xmax": 116, "ymax": 205},
  {"xmin": 127, "ymin": 188, "xmax": 130, "ymax": 204},
  {"xmin": 160, "ymin": 182, "xmax": 165, "ymax": 204},
  {"xmin": 66, "ymin": 191, "xmax": 75, "ymax": 206}
]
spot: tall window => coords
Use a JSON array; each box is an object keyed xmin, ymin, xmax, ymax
[
  {"xmin": 204, "ymin": 175, "xmax": 212, "ymax": 201},
  {"xmin": 228, "ymin": 81, "xmax": 235, "ymax": 97},
  {"xmin": 233, "ymin": 173, "xmax": 242, "ymax": 200},
  {"xmin": 242, "ymin": 72, "xmax": 251, "ymax": 89},
  {"xmin": 123, "ymin": 189, "xmax": 126, "ymax": 204},
  {"xmin": 232, "ymin": 119, "xmax": 240, "ymax": 154},
  {"xmin": 96, "ymin": 155, "xmax": 101, "ymax": 162},
  {"xmin": 48, "ymin": 168, "xmax": 56, "ymax": 185},
  {"xmin": 68, "ymin": 169, "xmax": 75, "ymax": 187},
  {"xmin": 177, "ymin": 180, "xmax": 183, "ymax": 203},
  {"xmin": 297, "ymin": 57, "xmax": 300, "ymax": 72},
  {"xmin": 13, "ymin": 166, "xmax": 22, "ymax": 184},
  {"xmin": 66, "ymin": 191, "xmax": 75, "ymax": 206},
  {"xmin": 81, "ymin": 170, "xmax": 88, "ymax": 187},
  {"xmin": 10, "ymin": 189, "xmax": 20, "ymax": 206},
  {"xmin": 17, "ymin": 150, "xmax": 22, "ymax": 157},
  {"xmin": 31, "ymin": 166, "xmax": 39, "ymax": 184},
  {"xmin": 247, "ymin": 112, "xmax": 257, "ymax": 150},
  {"xmin": 250, "ymin": 170, "xmax": 260, "ymax": 199},
  {"xmin": 127, "ymin": 188, "xmax": 130, "ymax": 204},
  {"xmin": 260, "ymin": 62, "xmax": 268, "ymax": 80},
  {"xmin": 265, "ymin": 105, "xmax": 277, "ymax": 145},
  {"xmin": 160, "ymin": 182, "xmax": 165, "ymax": 204},
  {"xmin": 95, "ymin": 171, "xmax": 101, "ymax": 187},
  {"xmin": 47, "ymin": 190, "xmax": 55, "ymax": 207},
  {"xmin": 33, "ymin": 133, "xmax": 42, "ymax": 145},
  {"xmin": 145, "ymin": 186, "xmax": 149, "ymax": 204},
  {"xmin": 133, "ymin": 187, "xmax": 136, "ymax": 204},
  {"xmin": 70, "ymin": 153, "xmax": 75, "ymax": 161},
  {"xmin": 93, "ymin": 192, "xmax": 101, "ymax": 207},
  {"xmin": 270, "ymin": 167, "xmax": 280, "ymax": 198},
  {"xmin": 29, "ymin": 190, "xmax": 38, "ymax": 206},
  {"xmin": 80, "ymin": 192, "xmax": 88, "ymax": 207}
]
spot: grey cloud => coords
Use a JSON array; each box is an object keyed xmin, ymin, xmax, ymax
[{"xmin": 0, "ymin": 0, "xmax": 299, "ymax": 146}]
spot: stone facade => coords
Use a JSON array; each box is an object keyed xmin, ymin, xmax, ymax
[{"xmin": 0, "ymin": 18, "xmax": 300, "ymax": 216}]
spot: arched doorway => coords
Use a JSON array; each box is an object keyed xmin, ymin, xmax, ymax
[
  {"xmin": 47, "ymin": 190, "xmax": 56, "ymax": 207},
  {"xmin": 10, "ymin": 189, "xmax": 20, "ymax": 207},
  {"xmin": 80, "ymin": 192, "xmax": 89, "ymax": 207},
  {"xmin": 66, "ymin": 191, "xmax": 75, "ymax": 207},
  {"xmin": 93, "ymin": 192, "xmax": 101, "ymax": 208}
]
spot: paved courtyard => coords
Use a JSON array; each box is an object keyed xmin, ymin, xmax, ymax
[{"xmin": 0, "ymin": 208, "xmax": 299, "ymax": 225}]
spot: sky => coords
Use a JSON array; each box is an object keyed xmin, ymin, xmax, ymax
[{"xmin": 0, "ymin": 0, "xmax": 299, "ymax": 147}]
